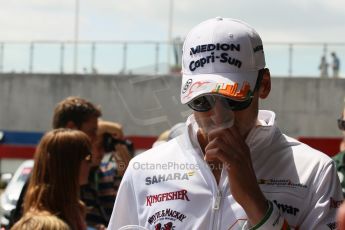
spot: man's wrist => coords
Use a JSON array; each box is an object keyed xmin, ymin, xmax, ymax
[
  {"xmin": 244, "ymin": 200, "xmax": 287, "ymax": 230},
  {"xmin": 249, "ymin": 200, "xmax": 273, "ymax": 229}
]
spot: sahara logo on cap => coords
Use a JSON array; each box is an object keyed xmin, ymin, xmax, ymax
[
  {"xmin": 188, "ymin": 43, "xmax": 242, "ymax": 72},
  {"xmin": 182, "ymin": 81, "xmax": 213, "ymax": 99},
  {"xmin": 182, "ymin": 79, "xmax": 193, "ymax": 94}
]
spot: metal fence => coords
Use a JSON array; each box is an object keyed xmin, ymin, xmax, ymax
[{"xmin": 0, "ymin": 41, "xmax": 344, "ymax": 77}]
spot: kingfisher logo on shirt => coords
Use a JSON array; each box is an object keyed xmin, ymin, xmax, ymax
[
  {"xmin": 147, "ymin": 208, "xmax": 187, "ymax": 225},
  {"xmin": 146, "ymin": 189, "xmax": 190, "ymax": 206},
  {"xmin": 182, "ymin": 79, "xmax": 193, "ymax": 94},
  {"xmin": 145, "ymin": 172, "xmax": 194, "ymax": 185}
]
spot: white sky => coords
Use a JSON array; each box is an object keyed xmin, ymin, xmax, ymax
[
  {"xmin": 1, "ymin": 0, "xmax": 345, "ymax": 76},
  {"xmin": 1, "ymin": 0, "xmax": 345, "ymax": 43}
]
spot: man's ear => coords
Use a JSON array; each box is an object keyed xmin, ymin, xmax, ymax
[
  {"xmin": 259, "ymin": 68, "xmax": 271, "ymax": 99},
  {"xmin": 66, "ymin": 121, "xmax": 77, "ymax": 129}
]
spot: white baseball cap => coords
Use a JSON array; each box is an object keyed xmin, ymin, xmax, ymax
[{"xmin": 181, "ymin": 17, "xmax": 266, "ymax": 104}]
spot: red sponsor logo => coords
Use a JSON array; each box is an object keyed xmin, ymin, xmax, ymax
[
  {"xmin": 155, "ymin": 221, "xmax": 175, "ymax": 230},
  {"xmin": 146, "ymin": 189, "xmax": 190, "ymax": 206}
]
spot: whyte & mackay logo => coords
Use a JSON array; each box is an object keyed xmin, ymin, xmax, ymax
[{"xmin": 147, "ymin": 208, "xmax": 187, "ymax": 225}]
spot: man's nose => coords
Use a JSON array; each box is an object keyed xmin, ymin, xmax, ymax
[{"xmin": 209, "ymin": 100, "xmax": 234, "ymax": 125}]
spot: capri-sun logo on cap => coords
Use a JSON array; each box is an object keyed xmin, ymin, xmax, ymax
[{"xmin": 188, "ymin": 43, "xmax": 242, "ymax": 71}]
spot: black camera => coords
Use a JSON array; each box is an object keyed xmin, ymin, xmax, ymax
[{"xmin": 103, "ymin": 133, "xmax": 134, "ymax": 156}]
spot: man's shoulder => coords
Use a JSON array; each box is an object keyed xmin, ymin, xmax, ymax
[
  {"xmin": 280, "ymin": 134, "xmax": 333, "ymax": 166},
  {"xmin": 133, "ymin": 137, "xmax": 186, "ymax": 163},
  {"xmin": 122, "ymin": 138, "xmax": 191, "ymax": 185}
]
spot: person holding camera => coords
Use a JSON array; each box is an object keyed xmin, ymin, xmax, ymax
[{"xmin": 91, "ymin": 119, "xmax": 134, "ymax": 221}]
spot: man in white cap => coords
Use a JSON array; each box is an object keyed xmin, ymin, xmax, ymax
[{"xmin": 108, "ymin": 17, "xmax": 343, "ymax": 230}]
